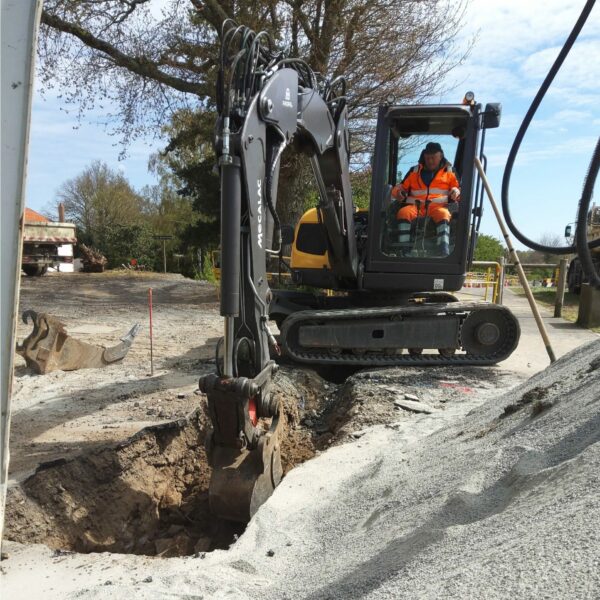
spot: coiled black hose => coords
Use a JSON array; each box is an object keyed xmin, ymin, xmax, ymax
[
  {"xmin": 575, "ymin": 138, "xmax": 600, "ymax": 288},
  {"xmin": 501, "ymin": 0, "xmax": 598, "ymax": 256}
]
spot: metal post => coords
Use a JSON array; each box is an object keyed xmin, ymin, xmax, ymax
[
  {"xmin": 497, "ymin": 256, "xmax": 505, "ymax": 305},
  {"xmin": 554, "ymin": 258, "xmax": 568, "ymax": 318},
  {"xmin": 163, "ymin": 240, "xmax": 167, "ymax": 273},
  {"xmin": 148, "ymin": 288, "xmax": 154, "ymax": 376},
  {"xmin": 1, "ymin": 0, "xmax": 43, "ymax": 544},
  {"xmin": 475, "ymin": 158, "xmax": 556, "ymax": 363}
]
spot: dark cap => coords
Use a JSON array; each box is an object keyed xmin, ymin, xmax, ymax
[{"xmin": 424, "ymin": 142, "xmax": 443, "ymax": 154}]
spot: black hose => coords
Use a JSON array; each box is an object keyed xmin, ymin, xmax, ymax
[
  {"xmin": 265, "ymin": 133, "xmax": 287, "ymax": 253},
  {"xmin": 575, "ymin": 138, "xmax": 600, "ymax": 288},
  {"xmin": 501, "ymin": 0, "xmax": 597, "ymax": 255}
]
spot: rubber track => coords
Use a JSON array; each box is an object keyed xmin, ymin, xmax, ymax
[{"xmin": 280, "ymin": 302, "xmax": 520, "ymax": 367}]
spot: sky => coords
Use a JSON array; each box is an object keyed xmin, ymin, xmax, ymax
[{"xmin": 26, "ymin": 0, "xmax": 600, "ymax": 249}]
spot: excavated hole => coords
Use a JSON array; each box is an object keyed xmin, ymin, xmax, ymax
[
  {"xmin": 5, "ymin": 368, "xmax": 344, "ymax": 558},
  {"xmin": 5, "ymin": 364, "xmax": 498, "ymax": 557}
]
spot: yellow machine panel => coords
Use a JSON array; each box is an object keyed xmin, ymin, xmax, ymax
[{"xmin": 290, "ymin": 208, "xmax": 331, "ymax": 270}]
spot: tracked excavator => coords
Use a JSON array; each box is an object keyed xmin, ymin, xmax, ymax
[{"xmin": 198, "ymin": 22, "xmax": 520, "ymax": 523}]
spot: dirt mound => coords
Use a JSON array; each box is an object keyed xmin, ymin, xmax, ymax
[{"xmin": 5, "ymin": 368, "xmax": 333, "ymax": 557}]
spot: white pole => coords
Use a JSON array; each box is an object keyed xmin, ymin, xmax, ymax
[{"xmin": 0, "ymin": 0, "xmax": 44, "ymax": 543}]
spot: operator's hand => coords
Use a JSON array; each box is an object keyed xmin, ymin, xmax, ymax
[
  {"xmin": 449, "ymin": 187, "xmax": 460, "ymax": 201},
  {"xmin": 392, "ymin": 185, "xmax": 408, "ymax": 201}
]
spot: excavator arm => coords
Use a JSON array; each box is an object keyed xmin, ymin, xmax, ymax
[{"xmin": 198, "ymin": 23, "xmax": 356, "ymax": 522}]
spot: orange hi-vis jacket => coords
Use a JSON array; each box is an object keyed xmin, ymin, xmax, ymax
[{"xmin": 392, "ymin": 162, "xmax": 460, "ymax": 206}]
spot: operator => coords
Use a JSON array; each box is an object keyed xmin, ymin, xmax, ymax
[{"xmin": 391, "ymin": 142, "xmax": 460, "ymax": 256}]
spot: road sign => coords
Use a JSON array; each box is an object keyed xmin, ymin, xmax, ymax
[{"xmin": 153, "ymin": 235, "xmax": 173, "ymax": 240}]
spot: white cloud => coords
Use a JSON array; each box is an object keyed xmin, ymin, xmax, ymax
[
  {"xmin": 485, "ymin": 134, "xmax": 598, "ymax": 168},
  {"xmin": 459, "ymin": 0, "xmax": 600, "ymax": 63},
  {"xmin": 520, "ymin": 40, "xmax": 600, "ymax": 90}
]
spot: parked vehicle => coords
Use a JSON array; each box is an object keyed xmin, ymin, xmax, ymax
[
  {"xmin": 22, "ymin": 208, "xmax": 77, "ymax": 276},
  {"xmin": 566, "ymin": 205, "xmax": 600, "ymax": 294}
]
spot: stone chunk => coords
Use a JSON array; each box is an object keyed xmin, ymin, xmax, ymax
[{"xmin": 393, "ymin": 398, "xmax": 435, "ymax": 414}]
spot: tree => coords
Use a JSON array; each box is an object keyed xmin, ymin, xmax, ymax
[
  {"xmin": 141, "ymin": 175, "xmax": 202, "ymax": 274},
  {"xmin": 40, "ymin": 1, "xmax": 470, "ymax": 244},
  {"xmin": 39, "ymin": 1, "xmax": 469, "ymax": 144},
  {"xmin": 474, "ymin": 234, "xmax": 505, "ymax": 263},
  {"xmin": 104, "ymin": 222, "xmax": 156, "ymax": 269},
  {"xmin": 538, "ymin": 232, "xmax": 562, "ymax": 264},
  {"xmin": 147, "ymin": 109, "xmax": 220, "ymax": 270},
  {"xmin": 55, "ymin": 161, "xmax": 146, "ymax": 251}
]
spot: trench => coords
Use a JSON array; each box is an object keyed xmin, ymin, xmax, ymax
[{"xmin": 4, "ymin": 368, "xmax": 351, "ymax": 558}]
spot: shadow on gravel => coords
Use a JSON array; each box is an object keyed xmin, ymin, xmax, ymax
[{"xmin": 9, "ymin": 367, "xmax": 213, "ymax": 461}]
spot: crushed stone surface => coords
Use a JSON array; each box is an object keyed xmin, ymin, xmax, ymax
[{"xmin": 3, "ymin": 273, "xmax": 599, "ymax": 599}]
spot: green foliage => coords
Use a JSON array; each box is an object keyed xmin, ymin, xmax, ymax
[
  {"xmin": 299, "ymin": 167, "xmax": 371, "ymax": 217},
  {"xmin": 104, "ymin": 222, "xmax": 157, "ymax": 269},
  {"xmin": 349, "ymin": 169, "xmax": 372, "ymax": 210},
  {"xmin": 474, "ymin": 234, "xmax": 505, "ymax": 263},
  {"xmin": 200, "ymin": 251, "xmax": 217, "ymax": 283},
  {"xmin": 141, "ymin": 177, "xmax": 200, "ymax": 274},
  {"xmin": 54, "ymin": 160, "xmax": 208, "ymax": 275},
  {"xmin": 151, "ymin": 109, "xmax": 220, "ymax": 261},
  {"xmin": 58, "ymin": 161, "xmax": 146, "ymax": 252}
]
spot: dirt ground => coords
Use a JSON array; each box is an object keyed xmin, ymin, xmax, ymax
[{"xmin": 1, "ymin": 272, "xmax": 559, "ymax": 559}]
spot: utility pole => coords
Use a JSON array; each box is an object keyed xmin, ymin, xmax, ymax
[{"xmin": 153, "ymin": 235, "xmax": 173, "ymax": 274}]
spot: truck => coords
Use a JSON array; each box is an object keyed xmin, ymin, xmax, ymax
[
  {"xmin": 566, "ymin": 204, "xmax": 600, "ymax": 294},
  {"xmin": 22, "ymin": 209, "xmax": 77, "ymax": 276}
]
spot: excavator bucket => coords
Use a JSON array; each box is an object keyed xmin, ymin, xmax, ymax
[
  {"xmin": 16, "ymin": 310, "xmax": 140, "ymax": 374},
  {"xmin": 207, "ymin": 421, "xmax": 283, "ymax": 522},
  {"xmin": 199, "ymin": 369, "xmax": 283, "ymax": 523}
]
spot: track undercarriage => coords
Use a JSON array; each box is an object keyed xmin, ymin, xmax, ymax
[{"xmin": 277, "ymin": 295, "xmax": 520, "ymax": 367}]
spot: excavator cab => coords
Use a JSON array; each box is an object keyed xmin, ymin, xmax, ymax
[{"xmin": 365, "ymin": 101, "xmax": 496, "ymax": 291}]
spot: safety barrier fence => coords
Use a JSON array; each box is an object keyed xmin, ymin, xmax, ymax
[{"xmin": 465, "ymin": 258, "xmax": 569, "ymax": 316}]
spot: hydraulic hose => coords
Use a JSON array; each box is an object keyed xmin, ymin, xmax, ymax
[
  {"xmin": 501, "ymin": 0, "xmax": 598, "ymax": 255},
  {"xmin": 575, "ymin": 138, "xmax": 600, "ymax": 288}
]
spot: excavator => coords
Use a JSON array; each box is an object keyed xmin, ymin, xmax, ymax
[{"xmin": 198, "ymin": 22, "xmax": 520, "ymax": 523}]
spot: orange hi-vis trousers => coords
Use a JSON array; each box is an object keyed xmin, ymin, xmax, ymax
[{"xmin": 396, "ymin": 203, "xmax": 451, "ymax": 224}]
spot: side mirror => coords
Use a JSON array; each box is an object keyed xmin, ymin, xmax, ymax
[
  {"xmin": 280, "ymin": 225, "xmax": 295, "ymax": 245},
  {"xmin": 564, "ymin": 224, "xmax": 572, "ymax": 238},
  {"xmin": 482, "ymin": 103, "xmax": 501, "ymax": 129}
]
